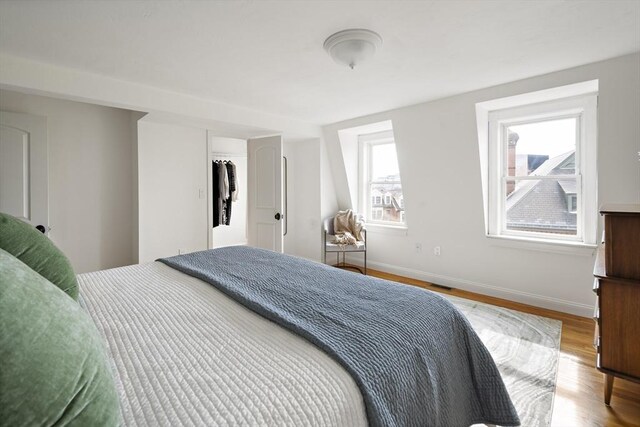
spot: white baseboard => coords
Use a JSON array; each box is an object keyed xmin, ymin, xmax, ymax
[{"xmin": 362, "ymin": 259, "xmax": 593, "ymax": 318}]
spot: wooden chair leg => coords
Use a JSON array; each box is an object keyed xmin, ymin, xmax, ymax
[{"xmin": 604, "ymin": 374, "xmax": 614, "ymax": 405}]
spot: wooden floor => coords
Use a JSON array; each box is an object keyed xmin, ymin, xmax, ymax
[{"xmin": 364, "ymin": 267, "xmax": 640, "ymax": 427}]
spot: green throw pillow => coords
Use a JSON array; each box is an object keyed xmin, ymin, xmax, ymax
[
  {"xmin": 0, "ymin": 212, "xmax": 78, "ymax": 300},
  {"xmin": 0, "ymin": 249, "xmax": 121, "ymax": 426}
]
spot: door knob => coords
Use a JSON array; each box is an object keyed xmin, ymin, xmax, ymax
[
  {"xmin": 275, "ymin": 213, "xmax": 281, "ymax": 221},
  {"xmin": 36, "ymin": 225, "xmax": 46, "ymax": 234}
]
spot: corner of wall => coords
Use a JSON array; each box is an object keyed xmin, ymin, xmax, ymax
[
  {"xmin": 321, "ymin": 127, "xmax": 351, "ymax": 210},
  {"xmin": 130, "ymin": 111, "xmax": 147, "ymax": 264},
  {"xmin": 320, "ymin": 137, "xmax": 339, "ymax": 218}
]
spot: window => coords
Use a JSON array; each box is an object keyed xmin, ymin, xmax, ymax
[
  {"xmin": 359, "ymin": 130, "xmax": 405, "ymax": 226},
  {"xmin": 486, "ymin": 93, "xmax": 597, "ymax": 245},
  {"xmin": 567, "ymin": 194, "xmax": 577, "ymax": 213}
]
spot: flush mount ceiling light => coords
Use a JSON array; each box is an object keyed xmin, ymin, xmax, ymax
[{"xmin": 323, "ymin": 29, "xmax": 383, "ymax": 69}]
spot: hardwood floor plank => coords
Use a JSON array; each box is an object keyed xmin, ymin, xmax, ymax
[{"xmin": 363, "ymin": 267, "xmax": 640, "ymax": 427}]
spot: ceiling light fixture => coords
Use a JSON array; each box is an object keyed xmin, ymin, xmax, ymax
[{"xmin": 323, "ymin": 29, "xmax": 383, "ymax": 70}]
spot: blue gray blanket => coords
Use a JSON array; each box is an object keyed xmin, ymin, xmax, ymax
[{"xmin": 159, "ymin": 246, "xmax": 520, "ymax": 427}]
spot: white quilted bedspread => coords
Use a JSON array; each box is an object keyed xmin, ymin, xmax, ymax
[{"xmin": 78, "ymin": 262, "xmax": 367, "ymax": 427}]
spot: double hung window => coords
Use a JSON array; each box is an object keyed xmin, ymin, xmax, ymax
[
  {"xmin": 359, "ymin": 131, "xmax": 405, "ymax": 226},
  {"xmin": 487, "ymin": 94, "xmax": 597, "ymax": 245}
]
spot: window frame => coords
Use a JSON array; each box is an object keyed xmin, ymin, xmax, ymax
[
  {"xmin": 358, "ymin": 130, "xmax": 406, "ymax": 228},
  {"xmin": 487, "ymin": 94, "xmax": 598, "ymax": 246}
]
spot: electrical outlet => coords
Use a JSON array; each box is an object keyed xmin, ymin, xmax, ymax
[
  {"xmin": 433, "ymin": 246, "xmax": 441, "ymax": 256},
  {"xmin": 415, "ymin": 242, "xmax": 422, "ymax": 253}
]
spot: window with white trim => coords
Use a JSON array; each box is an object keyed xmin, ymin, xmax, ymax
[
  {"xmin": 487, "ymin": 94, "xmax": 598, "ymax": 245},
  {"xmin": 371, "ymin": 207, "xmax": 383, "ymax": 220},
  {"xmin": 359, "ymin": 130, "xmax": 406, "ymax": 226}
]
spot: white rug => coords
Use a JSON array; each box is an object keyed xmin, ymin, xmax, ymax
[{"xmin": 445, "ymin": 294, "xmax": 562, "ymax": 427}]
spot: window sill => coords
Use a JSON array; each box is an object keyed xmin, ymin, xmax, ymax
[
  {"xmin": 486, "ymin": 234, "xmax": 597, "ymax": 256},
  {"xmin": 366, "ymin": 223, "xmax": 408, "ymax": 236}
]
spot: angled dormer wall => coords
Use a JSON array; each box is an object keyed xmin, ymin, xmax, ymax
[{"xmin": 322, "ymin": 53, "xmax": 640, "ymax": 316}]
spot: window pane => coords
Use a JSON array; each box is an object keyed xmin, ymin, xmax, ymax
[
  {"xmin": 371, "ymin": 143, "xmax": 400, "ymax": 180},
  {"xmin": 370, "ymin": 183, "xmax": 403, "ymax": 223},
  {"xmin": 372, "ymin": 207, "xmax": 383, "ymax": 220},
  {"xmin": 368, "ymin": 142, "xmax": 404, "ymax": 224},
  {"xmin": 507, "ymin": 118, "xmax": 576, "ymax": 179},
  {"xmin": 505, "ymin": 178, "xmax": 577, "ymax": 236}
]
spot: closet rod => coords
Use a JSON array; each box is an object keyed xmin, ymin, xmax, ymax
[{"xmin": 211, "ymin": 152, "xmax": 247, "ymax": 157}]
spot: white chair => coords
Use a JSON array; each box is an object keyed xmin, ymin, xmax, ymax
[{"xmin": 323, "ymin": 214, "xmax": 367, "ymax": 274}]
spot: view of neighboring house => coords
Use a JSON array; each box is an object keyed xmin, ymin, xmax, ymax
[
  {"xmin": 371, "ymin": 176, "xmax": 404, "ymax": 223},
  {"xmin": 506, "ymin": 134, "xmax": 577, "ymax": 235}
]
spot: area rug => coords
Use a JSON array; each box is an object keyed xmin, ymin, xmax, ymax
[{"xmin": 445, "ymin": 294, "xmax": 562, "ymax": 427}]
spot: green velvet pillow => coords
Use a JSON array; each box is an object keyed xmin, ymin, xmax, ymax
[
  {"xmin": 0, "ymin": 249, "xmax": 121, "ymax": 426},
  {"xmin": 0, "ymin": 212, "xmax": 78, "ymax": 300}
]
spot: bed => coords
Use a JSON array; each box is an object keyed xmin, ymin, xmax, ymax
[
  {"xmin": 79, "ymin": 258, "xmax": 367, "ymax": 426},
  {"xmin": 78, "ymin": 246, "xmax": 519, "ymax": 427}
]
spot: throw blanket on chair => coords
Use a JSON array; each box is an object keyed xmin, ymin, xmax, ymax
[
  {"xmin": 159, "ymin": 247, "xmax": 520, "ymax": 427},
  {"xmin": 333, "ymin": 209, "xmax": 364, "ymax": 245}
]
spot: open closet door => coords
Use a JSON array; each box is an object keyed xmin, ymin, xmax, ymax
[{"xmin": 247, "ymin": 135, "xmax": 283, "ymax": 252}]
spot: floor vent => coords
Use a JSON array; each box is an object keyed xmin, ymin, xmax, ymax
[{"xmin": 430, "ymin": 283, "xmax": 453, "ymax": 291}]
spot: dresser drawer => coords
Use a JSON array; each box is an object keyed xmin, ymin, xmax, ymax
[
  {"xmin": 603, "ymin": 211, "xmax": 640, "ymax": 280},
  {"xmin": 598, "ymin": 278, "xmax": 640, "ymax": 378}
]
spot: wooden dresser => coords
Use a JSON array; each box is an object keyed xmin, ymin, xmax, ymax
[{"xmin": 593, "ymin": 204, "xmax": 640, "ymax": 405}]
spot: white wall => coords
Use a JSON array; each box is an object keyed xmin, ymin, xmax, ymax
[
  {"xmin": 320, "ymin": 137, "xmax": 339, "ymax": 264},
  {"xmin": 0, "ymin": 54, "xmax": 322, "ymax": 142},
  {"xmin": 138, "ymin": 119, "xmax": 208, "ymax": 262},
  {"xmin": 0, "ymin": 89, "xmax": 137, "ymax": 273},
  {"xmin": 283, "ymin": 139, "xmax": 324, "ymax": 261},
  {"xmin": 323, "ymin": 53, "xmax": 640, "ymax": 316},
  {"xmin": 130, "ymin": 111, "xmax": 147, "ymax": 264},
  {"xmin": 320, "ymin": 138, "xmax": 339, "ymax": 226},
  {"xmin": 283, "ymin": 141, "xmax": 297, "ymax": 256},
  {"xmin": 208, "ymin": 135, "xmax": 247, "ymax": 248}
]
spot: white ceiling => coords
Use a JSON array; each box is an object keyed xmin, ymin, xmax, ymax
[{"xmin": 0, "ymin": 0, "xmax": 638, "ymax": 125}]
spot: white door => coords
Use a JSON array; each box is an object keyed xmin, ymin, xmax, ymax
[
  {"xmin": 247, "ymin": 135, "xmax": 283, "ymax": 252},
  {"xmin": 0, "ymin": 111, "xmax": 48, "ymax": 232}
]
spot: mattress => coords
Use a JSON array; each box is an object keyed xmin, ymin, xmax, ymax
[{"xmin": 78, "ymin": 262, "xmax": 367, "ymax": 427}]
